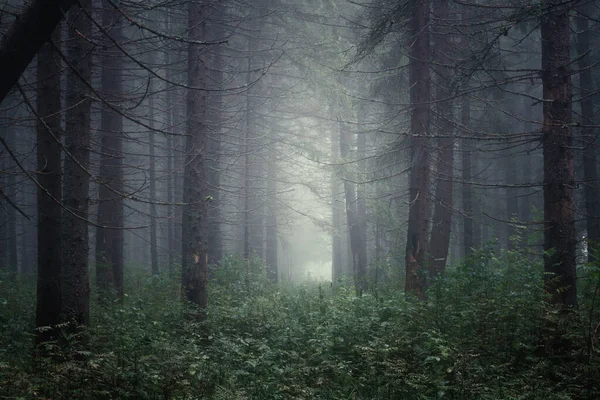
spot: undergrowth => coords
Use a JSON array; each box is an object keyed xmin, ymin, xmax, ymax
[{"xmin": 1, "ymin": 248, "xmax": 599, "ymax": 399}]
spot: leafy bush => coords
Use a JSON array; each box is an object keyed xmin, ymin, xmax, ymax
[{"xmin": 0, "ymin": 250, "xmax": 599, "ymax": 399}]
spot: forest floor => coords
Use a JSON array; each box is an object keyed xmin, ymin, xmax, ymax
[{"xmin": 1, "ymin": 251, "xmax": 599, "ymax": 399}]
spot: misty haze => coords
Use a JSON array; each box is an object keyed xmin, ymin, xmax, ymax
[{"xmin": 0, "ymin": 0, "xmax": 599, "ymax": 398}]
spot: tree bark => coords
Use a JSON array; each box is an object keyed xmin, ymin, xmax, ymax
[
  {"xmin": 61, "ymin": 0, "xmax": 92, "ymax": 329},
  {"xmin": 148, "ymin": 81, "xmax": 159, "ymax": 276},
  {"xmin": 35, "ymin": 28, "xmax": 62, "ymax": 344},
  {"xmin": 339, "ymin": 123, "xmax": 367, "ymax": 296},
  {"xmin": 429, "ymin": 0, "xmax": 453, "ymax": 277},
  {"xmin": 330, "ymin": 127, "xmax": 344, "ymax": 284},
  {"xmin": 504, "ymin": 150, "xmax": 519, "ymax": 250},
  {"xmin": 265, "ymin": 139, "xmax": 278, "ymax": 283},
  {"xmin": 206, "ymin": 7, "xmax": 225, "ymax": 266},
  {"xmin": 575, "ymin": 5, "xmax": 600, "ymax": 261},
  {"xmin": 0, "ymin": 0, "xmax": 75, "ymax": 105},
  {"xmin": 96, "ymin": 1, "xmax": 124, "ymax": 301},
  {"xmin": 405, "ymin": 0, "xmax": 431, "ymax": 299},
  {"xmin": 181, "ymin": 0, "xmax": 209, "ymax": 312},
  {"xmin": 461, "ymin": 94, "xmax": 476, "ymax": 256},
  {"xmin": 541, "ymin": 0, "xmax": 577, "ymax": 307}
]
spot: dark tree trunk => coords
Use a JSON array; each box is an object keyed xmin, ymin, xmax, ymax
[
  {"xmin": 541, "ymin": 0, "xmax": 577, "ymax": 307},
  {"xmin": 0, "ymin": 0, "xmax": 75, "ymax": 105},
  {"xmin": 96, "ymin": 1, "xmax": 124, "ymax": 301},
  {"xmin": 206, "ymin": 7, "xmax": 225, "ymax": 267},
  {"xmin": 356, "ymin": 127, "xmax": 368, "ymax": 287},
  {"xmin": 330, "ymin": 127, "xmax": 344, "ymax": 284},
  {"xmin": 429, "ymin": 0, "xmax": 453, "ymax": 277},
  {"xmin": 6, "ymin": 127, "xmax": 18, "ymax": 276},
  {"xmin": 61, "ymin": 0, "xmax": 92, "ymax": 328},
  {"xmin": 166, "ymin": 86, "xmax": 175, "ymax": 276},
  {"xmin": 148, "ymin": 82, "xmax": 159, "ymax": 276},
  {"xmin": 461, "ymin": 94, "xmax": 479, "ymax": 255},
  {"xmin": 339, "ymin": 123, "xmax": 367, "ymax": 296},
  {"xmin": 181, "ymin": 0, "xmax": 209, "ymax": 312},
  {"xmin": 504, "ymin": 151, "xmax": 519, "ymax": 250},
  {"xmin": 405, "ymin": 0, "xmax": 431, "ymax": 299},
  {"xmin": 244, "ymin": 33, "xmax": 265, "ymax": 263},
  {"xmin": 265, "ymin": 140, "xmax": 278, "ymax": 283},
  {"xmin": 35, "ymin": 28, "xmax": 62, "ymax": 344},
  {"xmin": 575, "ymin": 5, "xmax": 600, "ymax": 260}
]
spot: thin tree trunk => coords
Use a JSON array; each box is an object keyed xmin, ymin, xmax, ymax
[
  {"xmin": 265, "ymin": 139, "xmax": 278, "ymax": 283},
  {"xmin": 575, "ymin": 5, "xmax": 600, "ymax": 260},
  {"xmin": 339, "ymin": 123, "xmax": 367, "ymax": 296},
  {"xmin": 330, "ymin": 127, "xmax": 343, "ymax": 284},
  {"xmin": 96, "ymin": 1, "xmax": 124, "ymax": 301},
  {"xmin": 61, "ymin": 0, "xmax": 92, "ymax": 328},
  {"xmin": 6, "ymin": 127, "xmax": 18, "ymax": 276},
  {"xmin": 35, "ymin": 28, "xmax": 62, "ymax": 344},
  {"xmin": 356, "ymin": 127, "xmax": 368, "ymax": 288},
  {"xmin": 148, "ymin": 82, "xmax": 159, "ymax": 276},
  {"xmin": 206, "ymin": 7, "xmax": 225, "ymax": 266},
  {"xmin": 541, "ymin": 0, "xmax": 577, "ymax": 307},
  {"xmin": 181, "ymin": 0, "xmax": 209, "ymax": 312},
  {"xmin": 405, "ymin": 0, "xmax": 431, "ymax": 299},
  {"xmin": 429, "ymin": 0, "xmax": 453, "ymax": 277},
  {"xmin": 504, "ymin": 151, "xmax": 519, "ymax": 249},
  {"xmin": 461, "ymin": 94, "xmax": 479, "ymax": 255}
]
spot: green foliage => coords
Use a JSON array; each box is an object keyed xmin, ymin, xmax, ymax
[{"xmin": 1, "ymin": 252, "xmax": 599, "ymax": 399}]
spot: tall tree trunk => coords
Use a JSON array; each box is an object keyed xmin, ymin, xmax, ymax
[
  {"xmin": 181, "ymin": 0, "xmax": 209, "ymax": 312},
  {"xmin": 148, "ymin": 81, "xmax": 159, "ymax": 276},
  {"xmin": 356, "ymin": 127, "xmax": 368, "ymax": 288},
  {"xmin": 541, "ymin": 0, "xmax": 577, "ymax": 307},
  {"xmin": 461, "ymin": 94, "xmax": 479, "ymax": 255},
  {"xmin": 35, "ymin": 28, "xmax": 62, "ymax": 344},
  {"xmin": 6, "ymin": 127, "xmax": 18, "ymax": 276},
  {"xmin": 575, "ymin": 5, "xmax": 600, "ymax": 260},
  {"xmin": 429, "ymin": 0, "xmax": 453, "ymax": 277},
  {"xmin": 96, "ymin": 1, "xmax": 124, "ymax": 301},
  {"xmin": 61, "ymin": 0, "xmax": 92, "ymax": 328},
  {"xmin": 244, "ymin": 32, "xmax": 265, "ymax": 262},
  {"xmin": 330, "ymin": 127, "xmax": 344, "ymax": 284},
  {"xmin": 206, "ymin": 7, "xmax": 225, "ymax": 266},
  {"xmin": 504, "ymin": 150, "xmax": 519, "ymax": 249},
  {"xmin": 339, "ymin": 123, "xmax": 367, "ymax": 296},
  {"xmin": 265, "ymin": 139, "xmax": 278, "ymax": 283},
  {"xmin": 166, "ymin": 86, "xmax": 175, "ymax": 276},
  {"xmin": 405, "ymin": 0, "xmax": 431, "ymax": 299}
]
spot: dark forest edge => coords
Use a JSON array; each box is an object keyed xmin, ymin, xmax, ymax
[{"xmin": 1, "ymin": 248, "xmax": 599, "ymax": 400}]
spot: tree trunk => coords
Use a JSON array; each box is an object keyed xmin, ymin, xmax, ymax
[
  {"xmin": 575, "ymin": 5, "xmax": 600, "ymax": 260},
  {"xmin": 206, "ymin": 7, "xmax": 225, "ymax": 267},
  {"xmin": 0, "ymin": 0, "xmax": 76, "ymax": 105},
  {"xmin": 504, "ymin": 150, "xmax": 519, "ymax": 249},
  {"xmin": 429, "ymin": 0, "xmax": 453, "ymax": 277},
  {"xmin": 265, "ymin": 139, "xmax": 278, "ymax": 283},
  {"xmin": 330, "ymin": 127, "xmax": 344, "ymax": 284},
  {"xmin": 339, "ymin": 123, "xmax": 367, "ymax": 296},
  {"xmin": 461, "ymin": 94, "xmax": 479, "ymax": 255},
  {"xmin": 356, "ymin": 126, "xmax": 368, "ymax": 288},
  {"xmin": 61, "ymin": 0, "xmax": 92, "ymax": 329},
  {"xmin": 541, "ymin": 0, "xmax": 577, "ymax": 307},
  {"xmin": 181, "ymin": 0, "xmax": 209, "ymax": 312},
  {"xmin": 244, "ymin": 32, "xmax": 265, "ymax": 263},
  {"xmin": 405, "ymin": 0, "xmax": 431, "ymax": 299},
  {"xmin": 35, "ymin": 28, "xmax": 62, "ymax": 344},
  {"xmin": 148, "ymin": 81, "xmax": 159, "ymax": 276},
  {"xmin": 96, "ymin": 1, "xmax": 124, "ymax": 301},
  {"xmin": 6, "ymin": 127, "xmax": 18, "ymax": 276}
]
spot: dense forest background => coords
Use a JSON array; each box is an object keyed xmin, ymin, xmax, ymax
[{"xmin": 1, "ymin": 0, "xmax": 600, "ymax": 398}]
